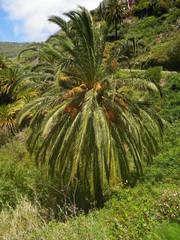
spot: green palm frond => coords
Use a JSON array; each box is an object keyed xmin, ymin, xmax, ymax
[{"xmin": 49, "ymin": 7, "xmax": 107, "ymax": 87}]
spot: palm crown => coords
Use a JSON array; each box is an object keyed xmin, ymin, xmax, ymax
[
  {"xmin": 18, "ymin": 7, "xmax": 163, "ymax": 207},
  {"xmin": 105, "ymin": 0, "xmax": 128, "ymax": 39}
]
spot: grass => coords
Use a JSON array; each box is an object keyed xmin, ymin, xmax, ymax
[{"xmin": 144, "ymin": 223, "xmax": 180, "ymax": 240}]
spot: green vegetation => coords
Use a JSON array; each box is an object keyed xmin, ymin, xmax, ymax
[
  {"xmin": 109, "ymin": 7, "xmax": 180, "ymax": 70},
  {"xmin": 145, "ymin": 223, "xmax": 180, "ymax": 240},
  {"xmin": 133, "ymin": 0, "xmax": 179, "ymax": 16},
  {"xmin": 0, "ymin": 1, "xmax": 180, "ymax": 239},
  {"xmin": 0, "ymin": 42, "xmax": 29, "ymax": 58}
]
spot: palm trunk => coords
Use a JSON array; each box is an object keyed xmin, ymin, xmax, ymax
[
  {"xmin": 115, "ymin": 20, "xmax": 118, "ymax": 40},
  {"xmin": 94, "ymin": 148, "xmax": 104, "ymax": 208},
  {"xmin": 94, "ymin": 169, "xmax": 104, "ymax": 208}
]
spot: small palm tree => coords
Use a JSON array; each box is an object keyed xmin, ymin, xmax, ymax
[
  {"xmin": 0, "ymin": 66, "xmax": 23, "ymax": 98},
  {"xmin": 18, "ymin": 7, "xmax": 163, "ymax": 208},
  {"xmin": 105, "ymin": 0, "xmax": 128, "ymax": 40},
  {"xmin": 0, "ymin": 101, "xmax": 24, "ymax": 134},
  {"xmin": 0, "ymin": 59, "xmax": 37, "ymax": 135},
  {"xmin": 0, "ymin": 55, "xmax": 10, "ymax": 69}
]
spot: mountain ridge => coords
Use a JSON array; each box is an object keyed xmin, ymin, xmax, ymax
[{"xmin": 0, "ymin": 42, "xmax": 30, "ymax": 58}]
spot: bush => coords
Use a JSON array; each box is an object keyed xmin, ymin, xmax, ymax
[
  {"xmin": 134, "ymin": 0, "xmax": 175, "ymax": 17},
  {"xmin": 133, "ymin": 0, "xmax": 154, "ymax": 17},
  {"xmin": 0, "ymin": 136, "xmax": 67, "ymax": 217},
  {"xmin": 162, "ymin": 74, "xmax": 180, "ymax": 120},
  {"xmin": 0, "ymin": 137, "xmax": 35, "ymax": 210},
  {"xmin": 154, "ymin": 0, "xmax": 174, "ymax": 16},
  {"xmin": 140, "ymin": 35, "xmax": 180, "ymax": 71},
  {"xmin": 158, "ymin": 190, "xmax": 180, "ymax": 222},
  {"xmin": 175, "ymin": 0, "xmax": 180, "ymax": 8},
  {"xmin": 0, "ymin": 128, "xmax": 10, "ymax": 147},
  {"xmin": 145, "ymin": 66, "xmax": 162, "ymax": 83}
]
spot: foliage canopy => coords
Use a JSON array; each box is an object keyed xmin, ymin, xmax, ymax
[{"xmin": 17, "ymin": 7, "xmax": 164, "ymax": 206}]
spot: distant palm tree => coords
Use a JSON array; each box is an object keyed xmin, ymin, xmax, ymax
[
  {"xmin": 105, "ymin": 0, "xmax": 128, "ymax": 40},
  {"xmin": 0, "ymin": 66, "xmax": 22, "ymax": 98},
  {"xmin": 0, "ymin": 60, "xmax": 37, "ymax": 134},
  {"xmin": 18, "ymin": 7, "xmax": 163, "ymax": 208},
  {"xmin": 0, "ymin": 56, "xmax": 10, "ymax": 69},
  {"xmin": 0, "ymin": 101, "xmax": 23, "ymax": 134}
]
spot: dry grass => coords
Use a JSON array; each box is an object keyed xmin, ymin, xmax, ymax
[{"xmin": 0, "ymin": 198, "xmax": 108, "ymax": 240}]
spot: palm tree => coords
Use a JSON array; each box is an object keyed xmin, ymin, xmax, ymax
[
  {"xmin": 0, "ymin": 59, "xmax": 37, "ymax": 135},
  {"xmin": 105, "ymin": 0, "xmax": 128, "ymax": 40},
  {"xmin": 18, "ymin": 7, "xmax": 163, "ymax": 208},
  {"xmin": 0, "ymin": 66, "xmax": 23, "ymax": 99},
  {"xmin": 0, "ymin": 55, "xmax": 10, "ymax": 69},
  {"xmin": 0, "ymin": 100, "xmax": 24, "ymax": 135}
]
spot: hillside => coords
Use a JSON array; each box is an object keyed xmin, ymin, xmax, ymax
[
  {"xmin": 0, "ymin": 1, "xmax": 180, "ymax": 240},
  {"xmin": 0, "ymin": 42, "xmax": 29, "ymax": 58}
]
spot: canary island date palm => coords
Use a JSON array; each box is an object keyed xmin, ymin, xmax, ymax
[
  {"xmin": 105, "ymin": 0, "xmax": 128, "ymax": 40},
  {"xmin": 0, "ymin": 59, "xmax": 37, "ymax": 134},
  {"xmin": 18, "ymin": 7, "xmax": 163, "ymax": 207}
]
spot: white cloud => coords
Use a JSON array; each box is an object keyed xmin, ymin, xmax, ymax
[{"xmin": 2, "ymin": 0, "xmax": 101, "ymax": 42}]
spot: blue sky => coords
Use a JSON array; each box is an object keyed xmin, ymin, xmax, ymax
[
  {"xmin": 0, "ymin": 4, "xmax": 16, "ymax": 42},
  {"xmin": 0, "ymin": 0, "xmax": 100, "ymax": 43}
]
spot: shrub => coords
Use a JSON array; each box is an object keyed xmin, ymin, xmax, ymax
[
  {"xmin": 175, "ymin": 0, "xmax": 180, "ymax": 8},
  {"xmin": 140, "ymin": 35, "xmax": 180, "ymax": 71},
  {"xmin": 163, "ymin": 8, "xmax": 180, "ymax": 24},
  {"xmin": 134, "ymin": 0, "xmax": 175, "ymax": 17},
  {"xmin": 0, "ymin": 135, "xmax": 68, "ymax": 217},
  {"xmin": 0, "ymin": 137, "xmax": 35, "ymax": 210},
  {"xmin": 133, "ymin": 0, "xmax": 154, "ymax": 17},
  {"xmin": 162, "ymin": 74, "xmax": 180, "ymax": 120},
  {"xmin": 0, "ymin": 128, "xmax": 10, "ymax": 146},
  {"xmin": 145, "ymin": 66, "xmax": 162, "ymax": 84},
  {"xmin": 158, "ymin": 190, "xmax": 180, "ymax": 222},
  {"xmin": 154, "ymin": 0, "xmax": 174, "ymax": 16}
]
